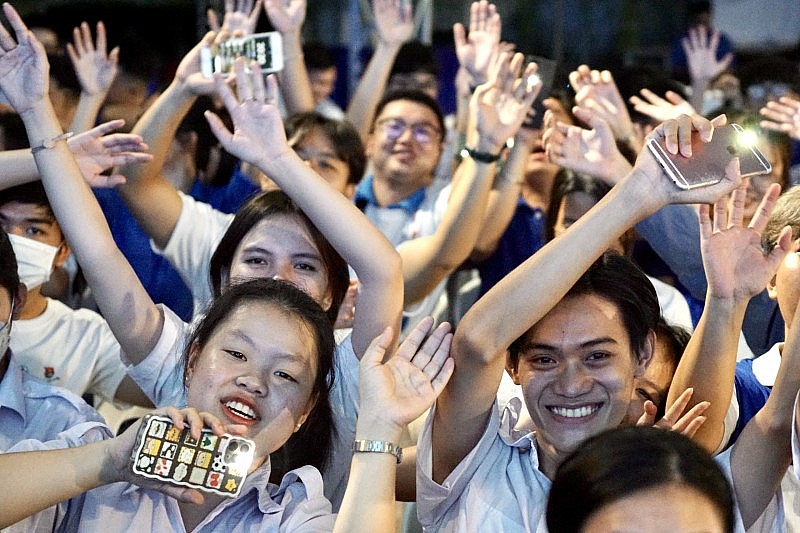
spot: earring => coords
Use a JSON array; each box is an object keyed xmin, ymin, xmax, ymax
[{"xmin": 295, "ymin": 423, "xmax": 302, "ymax": 430}]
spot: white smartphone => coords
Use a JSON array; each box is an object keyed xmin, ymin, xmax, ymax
[
  {"xmin": 647, "ymin": 123, "xmax": 772, "ymax": 190},
  {"xmin": 201, "ymin": 32, "xmax": 284, "ymax": 78}
]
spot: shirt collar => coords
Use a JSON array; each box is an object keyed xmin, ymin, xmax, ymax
[
  {"xmin": 0, "ymin": 354, "xmax": 27, "ymax": 422},
  {"xmin": 354, "ymin": 175, "xmax": 427, "ymax": 215}
]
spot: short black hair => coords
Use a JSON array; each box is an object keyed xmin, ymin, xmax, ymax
[
  {"xmin": 372, "ymin": 89, "xmax": 445, "ymax": 142},
  {"xmin": 285, "ymin": 112, "xmax": 366, "ymax": 184},
  {"xmin": 390, "ymin": 41, "xmax": 439, "ymax": 77},
  {"xmin": 547, "ymin": 425, "xmax": 734, "ymax": 533},
  {"xmin": 303, "ymin": 41, "xmax": 337, "ymax": 71},
  {"xmin": 0, "ymin": 228, "xmax": 19, "ymax": 301},
  {"xmin": 509, "ymin": 251, "xmax": 659, "ymax": 371},
  {"xmin": 0, "ymin": 182, "xmax": 53, "ymax": 216}
]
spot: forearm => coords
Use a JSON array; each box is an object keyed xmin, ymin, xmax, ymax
[
  {"xmin": 346, "ymin": 41, "xmax": 402, "ymax": 142},
  {"xmin": 333, "ymin": 415, "xmax": 404, "ymax": 533},
  {"xmin": 278, "ymin": 30, "xmax": 315, "ymax": 114},
  {"xmin": 401, "ymin": 157, "xmax": 496, "ymax": 304},
  {"xmin": 689, "ymin": 77, "xmax": 710, "ymax": 116},
  {"xmin": 667, "ymin": 295, "xmax": 747, "ymax": 452},
  {"xmin": 70, "ymin": 91, "xmax": 106, "ymax": 133},
  {"xmin": 0, "ymin": 148, "xmax": 42, "ymax": 189},
  {"xmin": 0, "ymin": 439, "xmax": 114, "ymax": 528}
]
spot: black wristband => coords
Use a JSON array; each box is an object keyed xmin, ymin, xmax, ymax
[{"xmin": 463, "ymin": 146, "xmax": 502, "ymax": 163}]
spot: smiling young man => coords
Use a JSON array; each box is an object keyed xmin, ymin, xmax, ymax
[{"xmin": 415, "ymin": 113, "xmax": 747, "ymax": 531}]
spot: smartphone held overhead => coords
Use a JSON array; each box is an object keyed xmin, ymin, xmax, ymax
[
  {"xmin": 647, "ymin": 123, "xmax": 772, "ymax": 190},
  {"xmin": 201, "ymin": 32, "xmax": 284, "ymax": 78}
]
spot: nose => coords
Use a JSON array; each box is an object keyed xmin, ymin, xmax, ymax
[
  {"xmin": 553, "ymin": 362, "xmax": 593, "ymax": 397},
  {"xmin": 395, "ymin": 124, "xmax": 415, "ymax": 144},
  {"xmin": 235, "ymin": 374, "xmax": 266, "ymax": 396},
  {"xmin": 270, "ymin": 261, "xmax": 294, "ymax": 283}
]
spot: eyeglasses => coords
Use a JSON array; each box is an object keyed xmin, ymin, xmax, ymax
[{"xmin": 376, "ymin": 118, "xmax": 441, "ymax": 145}]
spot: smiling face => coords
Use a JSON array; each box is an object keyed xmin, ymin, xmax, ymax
[
  {"xmin": 367, "ymin": 99, "xmax": 442, "ymax": 189},
  {"xmin": 185, "ymin": 300, "xmax": 318, "ymax": 468},
  {"xmin": 509, "ymin": 293, "xmax": 650, "ymax": 476},
  {"xmin": 225, "ymin": 214, "xmax": 333, "ymax": 313}
]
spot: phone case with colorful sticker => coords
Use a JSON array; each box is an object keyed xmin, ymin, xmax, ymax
[{"xmin": 130, "ymin": 415, "xmax": 256, "ymax": 498}]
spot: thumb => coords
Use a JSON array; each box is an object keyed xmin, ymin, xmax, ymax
[
  {"xmin": 573, "ymin": 106, "xmax": 613, "ymax": 139},
  {"xmin": 361, "ymin": 327, "xmax": 393, "ymax": 368}
]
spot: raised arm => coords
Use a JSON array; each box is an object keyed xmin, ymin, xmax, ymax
[
  {"xmin": 431, "ymin": 113, "xmax": 743, "ymax": 482},
  {"xmin": 66, "ymin": 21, "xmax": 118, "ymax": 133},
  {"xmin": 681, "ymin": 26, "xmax": 733, "ymax": 114},
  {"xmin": 666, "ymin": 183, "xmax": 790, "ymax": 453},
  {"xmin": 263, "ymin": 0, "xmax": 315, "ymax": 115},
  {"xmin": 0, "ymin": 4, "xmax": 164, "ymax": 365},
  {"xmin": 731, "ymin": 262, "xmax": 800, "ymax": 529},
  {"xmin": 114, "ymin": 31, "xmax": 217, "ymax": 249},
  {"xmin": 0, "ymin": 119, "xmax": 150, "ymax": 190},
  {"xmin": 334, "ymin": 318, "xmax": 453, "ymax": 533},
  {"xmin": 346, "ymin": 0, "xmax": 414, "ymax": 143},
  {"xmin": 206, "ymin": 60, "xmax": 403, "ymax": 358},
  {"xmin": 400, "ymin": 52, "xmax": 540, "ymax": 304}
]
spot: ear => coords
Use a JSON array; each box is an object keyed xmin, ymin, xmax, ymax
[
  {"xmin": 52, "ymin": 240, "xmax": 71, "ymax": 268},
  {"xmin": 504, "ymin": 351, "xmax": 521, "ymax": 385},
  {"xmin": 185, "ymin": 340, "xmax": 201, "ymax": 385},
  {"xmin": 365, "ymin": 131, "xmax": 377, "ymax": 159},
  {"xmin": 12, "ymin": 283, "xmax": 26, "ymax": 320},
  {"xmin": 767, "ymin": 274, "xmax": 778, "ymax": 301},
  {"xmin": 294, "ymin": 392, "xmax": 318, "ymax": 433},
  {"xmin": 343, "ymin": 183, "xmax": 356, "ymax": 200},
  {"xmin": 634, "ymin": 329, "xmax": 656, "ymax": 378}
]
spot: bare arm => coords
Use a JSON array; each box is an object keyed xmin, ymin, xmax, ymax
[
  {"xmin": 206, "ymin": 62, "xmax": 404, "ymax": 358},
  {"xmin": 401, "ymin": 53, "xmax": 540, "ymax": 304},
  {"xmin": 334, "ymin": 319, "xmax": 453, "ymax": 532},
  {"xmin": 264, "ymin": 0, "xmax": 315, "ymax": 115},
  {"xmin": 66, "ymin": 21, "xmax": 118, "ymax": 133},
  {"xmin": 115, "ymin": 31, "xmax": 218, "ymax": 249},
  {"xmin": 0, "ymin": 5, "xmax": 164, "ymax": 366},
  {"xmin": 666, "ymin": 184, "xmax": 789, "ymax": 453},
  {"xmin": 345, "ymin": 0, "xmax": 414, "ymax": 143},
  {"xmin": 432, "ymin": 114, "xmax": 744, "ymax": 483}
]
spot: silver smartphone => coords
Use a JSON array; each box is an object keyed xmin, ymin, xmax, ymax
[
  {"xmin": 200, "ymin": 32, "xmax": 284, "ymax": 78},
  {"xmin": 647, "ymin": 123, "xmax": 772, "ymax": 190}
]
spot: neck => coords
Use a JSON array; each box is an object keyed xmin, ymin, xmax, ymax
[
  {"xmin": 536, "ymin": 439, "xmax": 565, "ymax": 480},
  {"xmin": 19, "ymin": 288, "xmax": 47, "ymax": 320},
  {"xmin": 372, "ymin": 172, "xmax": 430, "ymax": 207}
]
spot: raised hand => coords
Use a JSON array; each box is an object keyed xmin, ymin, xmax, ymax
[
  {"xmin": 469, "ymin": 52, "xmax": 540, "ymax": 152},
  {"xmin": 637, "ymin": 387, "xmax": 709, "ymax": 438},
  {"xmin": 699, "ymin": 181, "xmax": 791, "ymax": 300},
  {"xmin": 569, "ymin": 64, "xmax": 637, "ymax": 144},
  {"xmin": 208, "ymin": 0, "xmax": 263, "ymax": 35},
  {"xmin": 372, "ymin": 0, "xmax": 414, "ymax": 46},
  {"xmin": 66, "ymin": 21, "xmax": 118, "ymax": 97},
  {"xmin": 760, "ymin": 95, "xmax": 800, "ymax": 141},
  {"xmin": 453, "ymin": 0, "xmax": 501, "ymax": 87},
  {"xmin": 263, "ymin": 0, "xmax": 305, "ymax": 35},
  {"xmin": 357, "ymin": 317, "xmax": 454, "ymax": 435},
  {"xmin": 682, "ymin": 25, "xmax": 733, "ymax": 83},
  {"xmin": 174, "ymin": 31, "xmax": 218, "ymax": 95},
  {"xmin": 629, "ymin": 88, "xmax": 697, "ymax": 123},
  {"xmin": 0, "ymin": 3, "xmax": 49, "ymax": 115},
  {"xmin": 206, "ymin": 58, "xmax": 290, "ymax": 166},
  {"xmin": 633, "ymin": 113, "xmax": 742, "ymax": 206},
  {"xmin": 67, "ymin": 119, "xmax": 153, "ymax": 188},
  {"xmin": 543, "ymin": 105, "xmax": 631, "ymax": 184}
]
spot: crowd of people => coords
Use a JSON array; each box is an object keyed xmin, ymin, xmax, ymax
[{"xmin": 0, "ymin": 0, "xmax": 799, "ymax": 531}]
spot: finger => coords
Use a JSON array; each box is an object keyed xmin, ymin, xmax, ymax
[
  {"xmin": 109, "ymin": 152, "xmax": 153, "ymax": 166},
  {"xmin": 452, "ymin": 23, "xmax": 466, "ymax": 50},
  {"xmin": 361, "ymin": 326, "xmax": 393, "ymax": 367},
  {"xmin": 3, "ymin": 3, "xmax": 30, "ymax": 44},
  {"xmin": 233, "ymin": 57, "xmax": 254, "ymax": 101},
  {"xmin": 677, "ymin": 114, "xmax": 694, "ymax": 157},
  {"xmin": 712, "ymin": 194, "xmax": 726, "ymax": 233},
  {"xmin": 698, "ymin": 203, "xmax": 713, "ymax": 240},
  {"xmin": 661, "ymin": 118, "xmax": 679, "ymax": 155},
  {"xmin": 80, "ymin": 21, "xmax": 94, "ymax": 53},
  {"xmin": 96, "ymin": 21, "xmax": 108, "ymax": 53},
  {"xmin": 639, "ymin": 88, "xmax": 665, "ymax": 105},
  {"xmin": 636, "ymin": 400, "xmax": 657, "ymax": 427},
  {"xmin": 92, "ymin": 174, "xmax": 127, "ymax": 188},
  {"xmin": 671, "ymin": 401, "xmax": 710, "ymax": 434},
  {"xmin": 727, "ymin": 181, "xmax": 747, "ymax": 228},
  {"xmin": 395, "ymin": 317, "xmax": 435, "ymax": 361},
  {"xmin": 410, "ymin": 321, "xmax": 453, "ymax": 368},
  {"xmin": 710, "ymin": 113, "xmax": 727, "ymax": 128},
  {"xmin": 428, "ymin": 353, "xmax": 455, "ymax": 397},
  {"xmin": 680, "ymin": 415, "xmax": 707, "ymax": 438},
  {"xmin": 662, "ymin": 387, "xmax": 694, "ymax": 423},
  {"xmin": 205, "ymin": 109, "xmax": 234, "ymax": 147},
  {"xmin": 207, "ymin": 9, "xmax": 221, "ymax": 32},
  {"xmin": 421, "ymin": 331, "xmax": 453, "ymax": 382},
  {"xmin": 748, "ymin": 182, "xmax": 782, "ymax": 232},
  {"xmin": 691, "ymin": 113, "xmax": 714, "ymax": 143},
  {"xmin": 88, "ymin": 119, "xmax": 126, "ymax": 138},
  {"xmin": 212, "ymin": 71, "xmax": 239, "ymax": 111}
]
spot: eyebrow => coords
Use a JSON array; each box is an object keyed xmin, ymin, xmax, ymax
[
  {"xmin": 0, "ymin": 214, "xmax": 56, "ymax": 225},
  {"xmin": 523, "ymin": 337, "xmax": 620, "ymax": 352}
]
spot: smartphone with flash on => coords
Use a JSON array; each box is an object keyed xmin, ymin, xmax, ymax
[
  {"xmin": 200, "ymin": 32, "xmax": 283, "ymax": 78},
  {"xmin": 130, "ymin": 415, "xmax": 256, "ymax": 498},
  {"xmin": 647, "ymin": 123, "xmax": 772, "ymax": 190}
]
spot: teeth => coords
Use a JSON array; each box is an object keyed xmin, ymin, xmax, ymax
[
  {"xmin": 549, "ymin": 405, "xmax": 599, "ymax": 418},
  {"xmin": 225, "ymin": 401, "xmax": 257, "ymax": 420}
]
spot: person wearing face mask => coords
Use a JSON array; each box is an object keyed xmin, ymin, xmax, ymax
[
  {"xmin": 0, "ymin": 182, "xmax": 152, "ymax": 411},
  {"xmin": 0, "ymin": 226, "xmax": 112, "ymax": 532}
]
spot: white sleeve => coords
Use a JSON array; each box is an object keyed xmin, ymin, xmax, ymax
[{"xmin": 151, "ymin": 192, "xmax": 234, "ymax": 316}]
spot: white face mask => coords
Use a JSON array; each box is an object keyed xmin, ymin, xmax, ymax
[
  {"xmin": 0, "ymin": 298, "xmax": 14, "ymax": 357},
  {"xmin": 8, "ymin": 233, "xmax": 59, "ymax": 290}
]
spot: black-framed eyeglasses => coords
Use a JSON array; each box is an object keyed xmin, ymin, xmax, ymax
[{"xmin": 376, "ymin": 118, "xmax": 441, "ymax": 144}]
